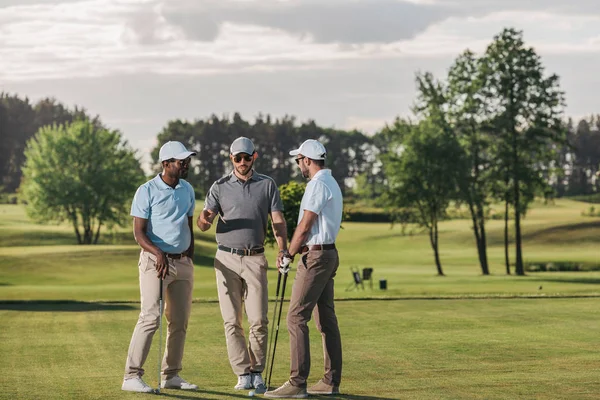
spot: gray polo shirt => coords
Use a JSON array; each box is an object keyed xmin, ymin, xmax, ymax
[{"xmin": 204, "ymin": 171, "xmax": 283, "ymax": 249}]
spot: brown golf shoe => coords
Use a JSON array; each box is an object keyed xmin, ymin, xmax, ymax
[
  {"xmin": 307, "ymin": 379, "xmax": 340, "ymax": 395},
  {"xmin": 264, "ymin": 381, "xmax": 307, "ymax": 398}
]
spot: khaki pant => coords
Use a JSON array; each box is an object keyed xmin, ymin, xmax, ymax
[
  {"xmin": 214, "ymin": 249, "xmax": 269, "ymax": 376},
  {"xmin": 287, "ymin": 249, "xmax": 342, "ymax": 388},
  {"xmin": 124, "ymin": 250, "xmax": 194, "ymax": 380}
]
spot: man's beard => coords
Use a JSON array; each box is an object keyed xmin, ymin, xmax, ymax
[
  {"xmin": 179, "ymin": 169, "xmax": 189, "ymax": 179},
  {"xmin": 236, "ymin": 163, "xmax": 253, "ymax": 176},
  {"xmin": 302, "ymin": 169, "xmax": 310, "ymax": 179}
]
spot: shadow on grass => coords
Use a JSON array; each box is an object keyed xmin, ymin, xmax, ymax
[
  {"xmin": 0, "ymin": 300, "xmax": 136, "ymax": 312},
  {"xmin": 533, "ymin": 277, "xmax": 600, "ymax": 285},
  {"xmin": 157, "ymin": 390, "xmax": 398, "ymax": 400}
]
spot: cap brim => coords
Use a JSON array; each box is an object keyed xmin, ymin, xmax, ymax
[
  {"xmin": 289, "ymin": 149, "xmax": 301, "ymax": 156},
  {"xmin": 173, "ymin": 151, "xmax": 197, "ymax": 160}
]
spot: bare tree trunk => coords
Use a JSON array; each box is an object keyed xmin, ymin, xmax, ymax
[
  {"xmin": 504, "ymin": 196, "xmax": 510, "ymax": 275},
  {"xmin": 513, "ymin": 137, "xmax": 525, "ymax": 275},
  {"xmin": 93, "ymin": 221, "xmax": 102, "ymax": 244},
  {"xmin": 514, "ymin": 181, "xmax": 525, "ymax": 275},
  {"xmin": 429, "ymin": 221, "xmax": 444, "ymax": 276},
  {"xmin": 477, "ymin": 203, "xmax": 490, "ymax": 275}
]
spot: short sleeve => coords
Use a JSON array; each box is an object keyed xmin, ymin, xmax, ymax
[
  {"xmin": 131, "ymin": 185, "xmax": 150, "ymax": 219},
  {"xmin": 204, "ymin": 182, "xmax": 220, "ymax": 212},
  {"xmin": 187, "ymin": 184, "xmax": 196, "ymax": 217},
  {"xmin": 302, "ymin": 180, "xmax": 331, "ymax": 215},
  {"xmin": 270, "ymin": 180, "xmax": 284, "ymax": 212}
]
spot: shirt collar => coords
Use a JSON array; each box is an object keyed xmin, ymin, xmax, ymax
[
  {"xmin": 311, "ymin": 169, "xmax": 331, "ymax": 180},
  {"xmin": 153, "ymin": 173, "xmax": 182, "ymax": 190},
  {"xmin": 229, "ymin": 170, "xmax": 257, "ymax": 183}
]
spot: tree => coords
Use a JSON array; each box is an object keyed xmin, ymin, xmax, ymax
[
  {"xmin": 481, "ymin": 28, "xmax": 566, "ymax": 275},
  {"xmin": 384, "ymin": 119, "xmax": 462, "ymax": 276},
  {"xmin": 414, "ymin": 51, "xmax": 495, "ymax": 276},
  {"xmin": 20, "ymin": 120, "xmax": 145, "ymax": 244},
  {"xmin": 265, "ymin": 181, "xmax": 306, "ymax": 246}
]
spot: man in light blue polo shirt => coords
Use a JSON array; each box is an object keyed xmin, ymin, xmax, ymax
[
  {"xmin": 122, "ymin": 141, "xmax": 199, "ymax": 393},
  {"xmin": 266, "ymin": 139, "xmax": 343, "ymax": 399}
]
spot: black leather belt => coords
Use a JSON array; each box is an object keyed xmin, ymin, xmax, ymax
[
  {"xmin": 218, "ymin": 245, "xmax": 265, "ymax": 256},
  {"xmin": 166, "ymin": 253, "xmax": 185, "ymax": 259},
  {"xmin": 300, "ymin": 243, "xmax": 336, "ymax": 253}
]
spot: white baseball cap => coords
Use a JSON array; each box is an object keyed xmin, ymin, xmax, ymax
[
  {"xmin": 289, "ymin": 139, "xmax": 327, "ymax": 160},
  {"xmin": 230, "ymin": 137, "xmax": 255, "ymax": 155},
  {"xmin": 159, "ymin": 141, "xmax": 197, "ymax": 161}
]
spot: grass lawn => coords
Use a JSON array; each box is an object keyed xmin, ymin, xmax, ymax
[
  {"xmin": 1, "ymin": 198, "xmax": 600, "ymax": 399},
  {"xmin": 1, "ymin": 299, "xmax": 600, "ymax": 399}
]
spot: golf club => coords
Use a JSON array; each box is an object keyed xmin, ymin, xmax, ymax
[
  {"xmin": 265, "ymin": 269, "xmax": 282, "ymax": 389},
  {"xmin": 266, "ymin": 256, "xmax": 291, "ymax": 389},
  {"xmin": 155, "ymin": 277, "xmax": 164, "ymax": 395}
]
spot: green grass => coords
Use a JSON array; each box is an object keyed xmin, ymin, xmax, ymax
[
  {"xmin": 1, "ymin": 299, "xmax": 600, "ymax": 399},
  {"xmin": 1, "ymin": 199, "xmax": 599, "ymax": 301},
  {"xmin": 1, "ymin": 199, "xmax": 600, "ymax": 399}
]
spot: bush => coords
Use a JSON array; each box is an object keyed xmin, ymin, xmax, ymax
[
  {"xmin": 524, "ymin": 261, "xmax": 600, "ymax": 272},
  {"xmin": 581, "ymin": 205, "xmax": 600, "ymax": 217},
  {"xmin": 0, "ymin": 192, "xmax": 18, "ymax": 204}
]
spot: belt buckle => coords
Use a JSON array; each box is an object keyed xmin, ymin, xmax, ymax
[{"xmin": 244, "ymin": 248, "xmax": 251, "ymax": 256}]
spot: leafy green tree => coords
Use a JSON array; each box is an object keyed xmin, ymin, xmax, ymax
[
  {"xmin": 0, "ymin": 94, "xmax": 96, "ymax": 194},
  {"xmin": 414, "ymin": 52, "xmax": 495, "ymax": 276},
  {"xmin": 265, "ymin": 181, "xmax": 306, "ymax": 247},
  {"xmin": 481, "ymin": 28, "xmax": 566, "ymax": 275},
  {"xmin": 20, "ymin": 120, "xmax": 144, "ymax": 244},
  {"xmin": 384, "ymin": 119, "xmax": 462, "ymax": 276}
]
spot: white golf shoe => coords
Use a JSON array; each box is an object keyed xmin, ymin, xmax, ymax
[
  {"xmin": 161, "ymin": 375, "xmax": 199, "ymax": 390},
  {"xmin": 122, "ymin": 376, "xmax": 154, "ymax": 393},
  {"xmin": 252, "ymin": 372, "xmax": 267, "ymax": 394},
  {"xmin": 235, "ymin": 374, "xmax": 253, "ymax": 390}
]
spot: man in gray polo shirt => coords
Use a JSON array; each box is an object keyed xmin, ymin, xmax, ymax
[{"xmin": 197, "ymin": 137, "xmax": 288, "ymax": 394}]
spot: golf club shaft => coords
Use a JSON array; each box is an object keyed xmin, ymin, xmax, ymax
[
  {"xmin": 266, "ymin": 271, "xmax": 282, "ymax": 389},
  {"xmin": 267, "ymin": 272, "xmax": 288, "ymax": 389},
  {"xmin": 157, "ymin": 278, "xmax": 163, "ymax": 393}
]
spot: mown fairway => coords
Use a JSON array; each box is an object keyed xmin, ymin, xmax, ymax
[{"xmin": 1, "ymin": 199, "xmax": 599, "ymax": 399}]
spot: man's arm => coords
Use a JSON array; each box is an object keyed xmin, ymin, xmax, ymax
[
  {"xmin": 270, "ymin": 210, "xmax": 288, "ymax": 266},
  {"xmin": 133, "ymin": 217, "xmax": 169, "ymax": 278},
  {"xmin": 288, "ymin": 210, "xmax": 319, "ymax": 258},
  {"xmin": 197, "ymin": 209, "xmax": 217, "ymax": 231},
  {"xmin": 185, "ymin": 216, "xmax": 194, "ymax": 259}
]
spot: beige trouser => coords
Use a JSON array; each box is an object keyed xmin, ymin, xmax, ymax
[
  {"xmin": 287, "ymin": 248, "xmax": 342, "ymax": 388},
  {"xmin": 214, "ymin": 249, "xmax": 269, "ymax": 376},
  {"xmin": 124, "ymin": 250, "xmax": 194, "ymax": 380}
]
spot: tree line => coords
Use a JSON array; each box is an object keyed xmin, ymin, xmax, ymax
[{"xmin": 1, "ymin": 28, "xmax": 599, "ymax": 274}]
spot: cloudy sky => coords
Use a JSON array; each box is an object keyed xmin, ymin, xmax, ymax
[{"xmin": 1, "ymin": 0, "xmax": 599, "ymax": 168}]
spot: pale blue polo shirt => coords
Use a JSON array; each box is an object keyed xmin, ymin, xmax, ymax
[
  {"xmin": 298, "ymin": 169, "xmax": 343, "ymax": 245},
  {"xmin": 131, "ymin": 174, "xmax": 195, "ymax": 254}
]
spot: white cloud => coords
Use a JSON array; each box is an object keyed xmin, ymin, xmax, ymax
[{"xmin": 1, "ymin": 0, "xmax": 599, "ymax": 82}]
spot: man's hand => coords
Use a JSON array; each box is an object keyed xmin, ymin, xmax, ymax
[
  {"xmin": 197, "ymin": 209, "xmax": 216, "ymax": 232},
  {"xmin": 155, "ymin": 252, "xmax": 170, "ymax": 279},
  {"xmin": 277, "ymin": 250, "xmax": 293, "ymax": 274}
]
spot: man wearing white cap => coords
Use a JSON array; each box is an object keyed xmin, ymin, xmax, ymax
[
  {"xmin": 266, "ymin": 139, "xmax": 343, "ymax": 399},
  {"xmin": 122, "ymin": 141, "xmax": 199, "ymax": 393},
  {"xmin": 197, "ymin": 137, "xmax": 289, "ymax": 394}
]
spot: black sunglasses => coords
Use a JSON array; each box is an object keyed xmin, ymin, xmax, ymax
[
  {"xmin": 167, "ymin": 158, "xmax": 191, "ymax": 167},
  {"xmin": 295, "ymin": 156, "xmax": 305, "ymax": 165},
  {"xmin": 233, "ymin": 154, "xmax": 253, "ymax": 163}
]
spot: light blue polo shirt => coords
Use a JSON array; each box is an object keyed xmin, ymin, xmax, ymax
[
  {"xmin": 131, "ymin": 174, "xmax": 195, "ymax": 254},
  {"xmin": 298, "ymin": 169, "xmax": 343, "ymax": 245}
]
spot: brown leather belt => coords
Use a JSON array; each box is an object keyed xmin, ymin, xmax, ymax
[
  {"xmin": 300, "ymin": 243, "xmax": 336, "ymax": 253},
  {"xmin": 218, "ymin": 245, "xmax": 265, "ymax": 256},
  {"xmin": 166, "ymin": 253, "xmax": 185, "ymax": 259}
]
